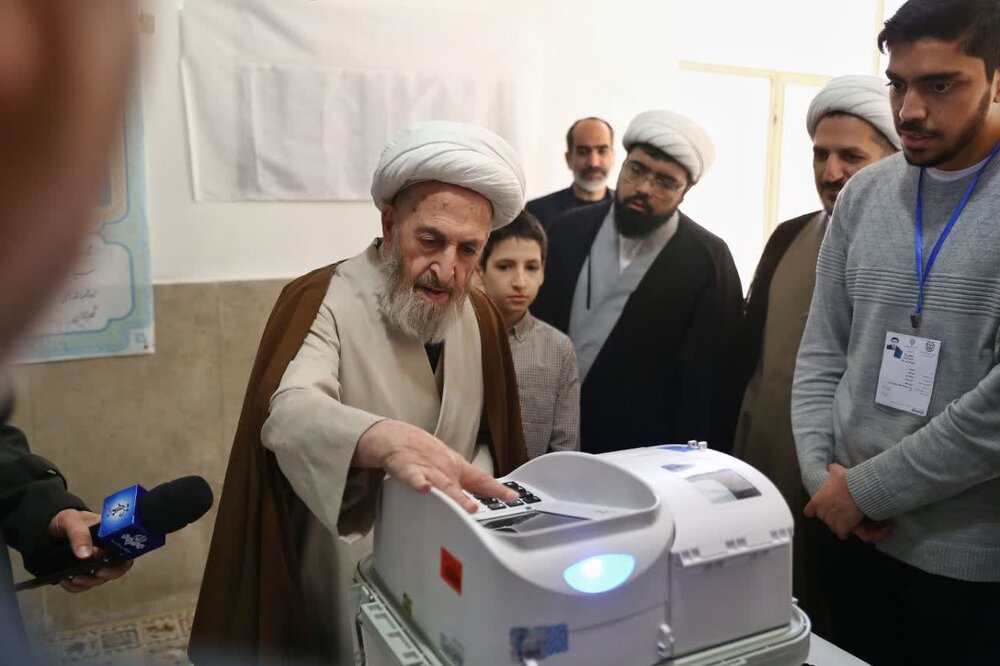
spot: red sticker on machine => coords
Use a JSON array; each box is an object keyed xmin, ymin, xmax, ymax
[{"xmin": 440, "ymin": 547, "xmax": 463, "ymax": 595}]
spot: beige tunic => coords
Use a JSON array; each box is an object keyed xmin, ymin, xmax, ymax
[{"xmin": 261, "ymin": 240, "xmax": 488, "ymax": 662}]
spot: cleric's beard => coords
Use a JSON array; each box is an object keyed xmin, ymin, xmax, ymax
[
  {"xmin": 613, "ymin": 196, "xmax": 672, "ymax": 239},
  {"xmin": 377, "ymin": 239, "xmax": 467, "ymax": 344}
]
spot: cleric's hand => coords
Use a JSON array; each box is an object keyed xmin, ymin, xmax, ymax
[
  {"xmin": 47, "ymin": 509, "xmax": 133, "ymax": 593},
  {"xmin": 803, "ymin": 463, "xmax": 864, "ymax": 539},
  {"xmin": 354, "ymin": 419, "xmax": 517, "ymax": 512}
]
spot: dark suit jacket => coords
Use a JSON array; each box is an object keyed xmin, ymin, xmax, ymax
[
  {"xmin": 526, "ymin": 186, "xmax": 613, "ymax": 230},
  {"xmin": 1, "ymin": 406, "xmax": 87, "ymax": 659},
  {"xmin": 532, "ymin": 202, "xmax": 743, "ymax": 453}
]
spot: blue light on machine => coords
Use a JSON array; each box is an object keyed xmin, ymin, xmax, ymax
[{"xmin": 563, "ymin": 554, "xmax": 635, "ymax": 593}]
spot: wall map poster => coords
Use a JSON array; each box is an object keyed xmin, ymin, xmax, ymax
[{"xmin": 22, "ymin": 89, "xmax": 154, "ymax": 363}]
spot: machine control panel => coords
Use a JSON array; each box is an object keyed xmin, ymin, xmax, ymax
[
  {"xmin": 471, "ymin": 480, "xmax": 544, "ymax": 517},
  {"xmin": 468, "ymin": 477, "xmax": 634, "ymax": 533},
  {"xmin": 474, "ymin": 480, "xmax": 542, "ymax": 511}
]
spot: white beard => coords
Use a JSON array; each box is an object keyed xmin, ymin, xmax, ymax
[
  {"xmin": 573, "ymin": 172, "xmax": 608, "ymax": 194},
  {"xmin": 376, "ymin": 240, "xmax": 466, "ymax": 344}
]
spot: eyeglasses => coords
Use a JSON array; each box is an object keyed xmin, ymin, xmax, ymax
[{"xmin": 620, "ymin": 159, "xmax": 687, "ymax": 197}]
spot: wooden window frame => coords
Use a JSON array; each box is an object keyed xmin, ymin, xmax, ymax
[{"xmin": 677, "ymin": 0, "xmax": 887, "ymax": 238}]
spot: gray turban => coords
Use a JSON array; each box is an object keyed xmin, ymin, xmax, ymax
[
  {"xmin": 623, "ymin": 110, "xmax": 716, "ymax": 183},
  {"xmin": 806, "ymin": 75, "xmax": 901, "ymax": 149},
  {"xmin": 371, "ymin": 121, "xmax": 526, "ymax": 230}
]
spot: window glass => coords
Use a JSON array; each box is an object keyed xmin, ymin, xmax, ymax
[
  {"xmin": 777, "ymin": 83, "xmax": 826, "ymax": 224},
  {"xmin": 677, "ymin": 0, "xmax": 880, "ymax": 76},
  {"xmin": 674, "ymin": 70, "xmax": 770, "ymax": 290}
]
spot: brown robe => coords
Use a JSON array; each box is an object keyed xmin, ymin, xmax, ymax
[
  {"xmin": 187, "ymin": 262, "xmax": 527, "ymax": 664},
  {"xmin": 734, "ymin": 211, "xmax": 831, "ymax": 636}
]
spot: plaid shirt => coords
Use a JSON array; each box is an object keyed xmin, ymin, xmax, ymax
[{"xmin": 508, "ymin": 313, "xmax": 580, "ymax": 459}]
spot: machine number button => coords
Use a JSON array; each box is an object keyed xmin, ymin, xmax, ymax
[
  {"xmin": 522, "ymin": 494, "xmax": 541, "ymax": 504},
  {"xmin": 503, "ymin": 481, "xmax": 534, "ymax": 498},
  {"xmin": 505, "ymin": 499, "xmax": 524, "ymax": 507}
]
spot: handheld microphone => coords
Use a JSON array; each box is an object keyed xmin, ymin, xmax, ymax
[{"xmin": 15, "ymin": 475, "xmax": 214, "ymax": 591}]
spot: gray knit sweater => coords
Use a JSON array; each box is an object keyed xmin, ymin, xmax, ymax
[{"xmin": 792, "ymin": 150, "xmax": 1000, "ymax": 582}]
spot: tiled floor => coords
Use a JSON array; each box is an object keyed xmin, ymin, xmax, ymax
[{"xmin": 40, "ymin": 608, "xmax": 194, "ymax": 665}]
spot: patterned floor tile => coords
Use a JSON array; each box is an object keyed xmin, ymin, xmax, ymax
[{"xmin": 44, "ymin": 609, "xmax": 194, "ymax": 665}]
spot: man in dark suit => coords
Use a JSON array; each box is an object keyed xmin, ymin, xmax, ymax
[
  {"xmin": 532, "ymin": 110, "xmax": 742, "ymax": 455},
  {"xmin": 526, "ymin": 117, "xmax": 615, "ymax": 229}
]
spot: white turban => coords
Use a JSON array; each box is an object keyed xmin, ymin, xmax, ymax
[
  {"xmin": 806, "ymin": 75, "xmax": 901, "ymax": 149},
  {"xmin": 622, "ymin": 110, "xmax": 715, "ymax": 183},
  {"xmin": 371, "ymin": 121, "xmax": 526, "ymax": 230}
]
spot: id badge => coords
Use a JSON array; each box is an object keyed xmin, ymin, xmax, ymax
[{"xmin": 874, "ymin": 331, "xmax": 941, "ymax": 416}]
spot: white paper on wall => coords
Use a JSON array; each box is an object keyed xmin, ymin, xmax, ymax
[{"xmin": 180, "ymin": 0, "xmax": 541, "ymax": 201}]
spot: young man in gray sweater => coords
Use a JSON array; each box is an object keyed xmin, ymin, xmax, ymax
[{"xmin": 791, "ymin": 0, "xmax": 1000, "ymax": 662}]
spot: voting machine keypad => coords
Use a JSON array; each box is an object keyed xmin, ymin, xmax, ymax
[
  {"xmin": 475, "ymin": 481, "xmax": 541, "ymax": 511},
  {"xmin": 503, "ymin": 480, "xmax": 542, "ymax": 504}
]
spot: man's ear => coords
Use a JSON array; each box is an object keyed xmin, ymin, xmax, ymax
[
  {"xmin": 564, "ymin": 150, "xmax": 573, "ymax": 170},
  {"xmin": 381, "ymin": 206, "xmax": 396, "ymax": 244},
  {"xmin": 471, "ymin": 268, "xmax": 485, "ymax": 291},
  {"xmin": 676, "ymin": 186, "xmax": 691, "ymax": 208}
]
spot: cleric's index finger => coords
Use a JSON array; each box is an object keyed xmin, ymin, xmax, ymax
[{"xmin": 464, "ymin": 474, "xmax": 517, "ymax": 503}]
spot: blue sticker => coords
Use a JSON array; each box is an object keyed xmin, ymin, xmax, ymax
[{"xmin": 510, "ymin": 624, "xmax": 568, "ymax": 661}]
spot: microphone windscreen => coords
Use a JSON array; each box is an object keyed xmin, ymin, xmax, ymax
[{"xmin": 137, "ymin": 476, "xmax": 214, "ymax": 535}]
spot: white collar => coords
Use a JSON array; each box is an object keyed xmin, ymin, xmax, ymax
[
  {"xmin": 926, "ymin": 155, "xmax": 991, "ymax": 182},
  {"xmin": 617, "ymin": 211, "xmax": 680, "ymax": 272}
]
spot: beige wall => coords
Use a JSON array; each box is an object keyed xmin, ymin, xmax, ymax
[{"xmin": 8, "ymin": 279, "xmax": 286, "ymax": 636}]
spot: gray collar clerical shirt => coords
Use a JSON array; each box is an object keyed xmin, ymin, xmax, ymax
[{"xmin": 568, "ymin": 207, "xmax": 680, "ymax": 381}]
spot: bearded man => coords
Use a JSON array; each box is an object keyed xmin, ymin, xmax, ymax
[
  {"xmin": 532, "ymin": 110, "xmax": 743, "ymax": 455},
  {"xmin": 526, "ymin": 117, "xmax": 616, "ymax": 229},
  {"xmin": 189, "ymin": 121, "xmax": 529, "ymax": 664}
]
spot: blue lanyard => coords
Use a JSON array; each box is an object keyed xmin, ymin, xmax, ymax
[{"xmin": 912, "ymin": 141, "xmax": 1000, "ymax": 328}]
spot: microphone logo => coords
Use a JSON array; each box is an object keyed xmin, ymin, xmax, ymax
[
  {"xmin": 120, "ymin": 534, "xmax": 148, "ymax": 550},
  {"xmin": 109, "ymin": 502, "xmax": 130, "ymax": 519}
]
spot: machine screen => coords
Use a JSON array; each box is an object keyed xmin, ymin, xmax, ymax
[
  {"xmin": 480, "ymin": 510, "xmax": 588, "ymax": 534},
  {"xmin": 663, "ymin": 465, "xmax": 762, "ymax": 504},
  {"xmin": 685, "ymin": 469, "xmax": 761, "ymax": 504}
]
